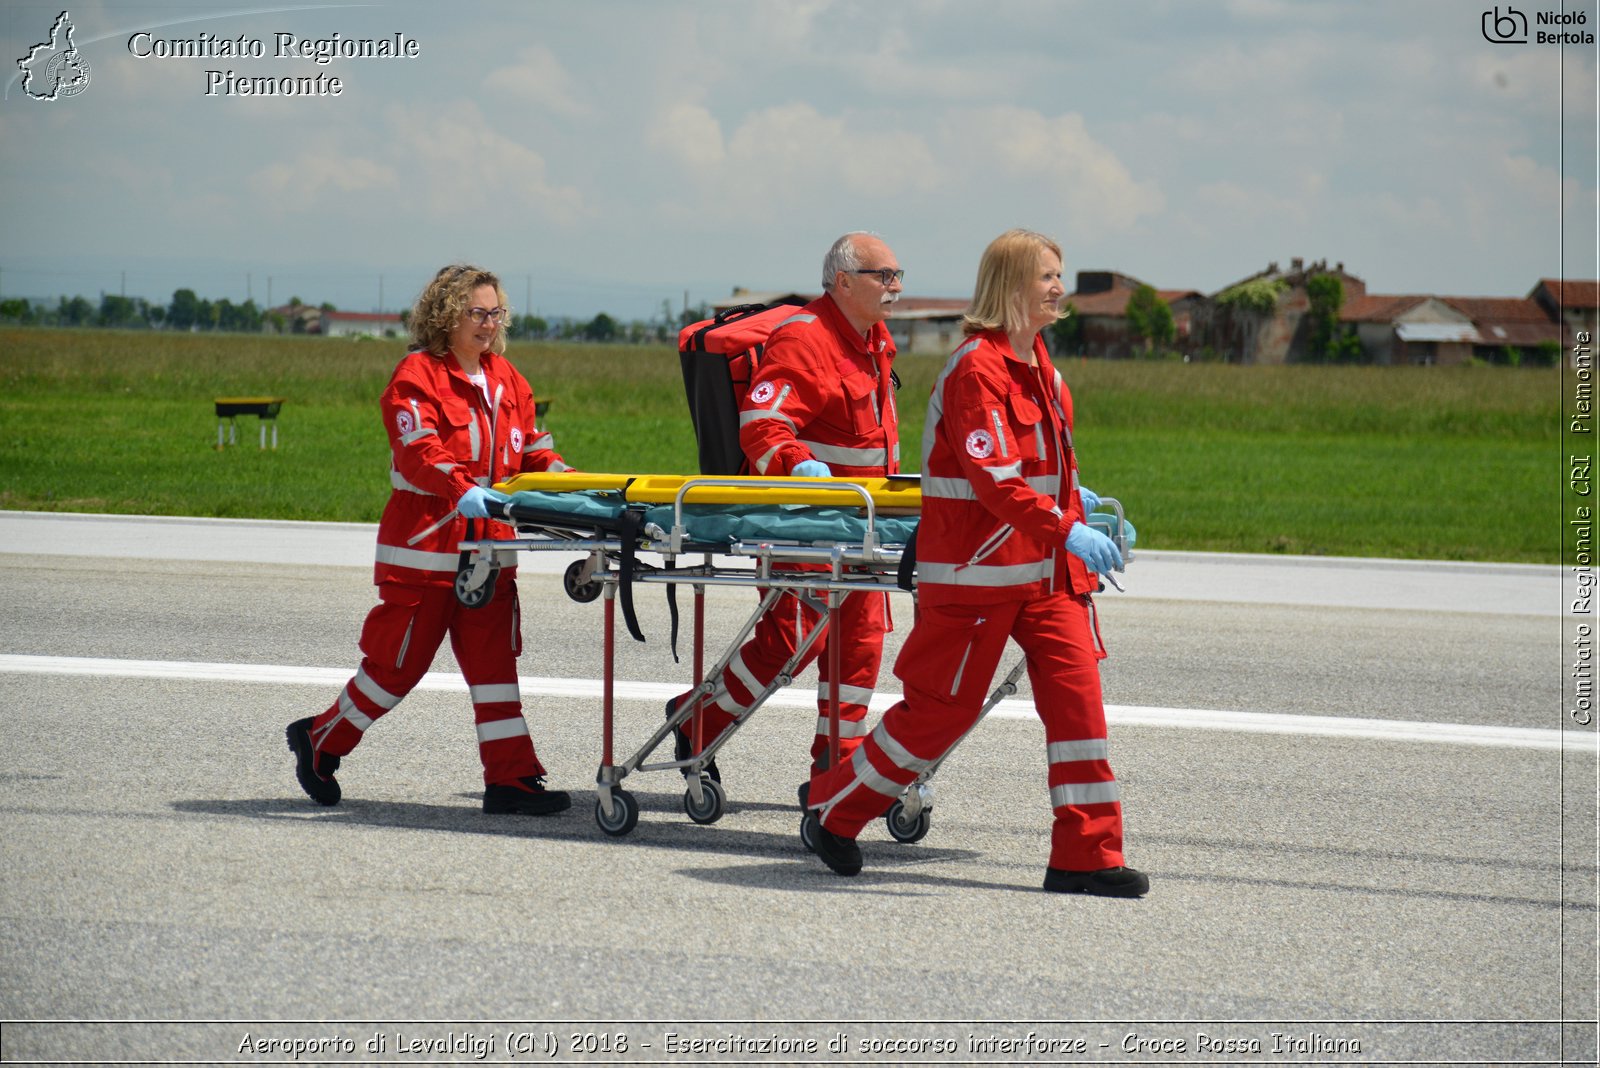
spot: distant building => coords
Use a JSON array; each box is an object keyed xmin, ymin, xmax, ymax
[
  {"xmin": 321, "ymin": 310, "xmax": 405, "ymax": 339},
  {"xmin": 1065, "ymin": 270, "xmax": 1204, "ymax": 359}
]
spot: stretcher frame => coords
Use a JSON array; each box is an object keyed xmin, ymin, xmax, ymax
[{"xmin": 454, "ymin": 474, "xmax": 1130, "ymax": 841}]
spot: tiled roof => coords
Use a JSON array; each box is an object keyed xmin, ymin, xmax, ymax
[{"xmin": 1532, "ymin": 279, "xmax": 1600, "ymax": 309}]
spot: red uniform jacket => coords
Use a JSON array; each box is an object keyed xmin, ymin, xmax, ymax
[
  {"xmin": 916, "ymin": 330, "xmax": 1094, "ymax": 606},
  {"xmin": 373, "ymin": 348, "xmax": 568, "ymax": 585},
  {"xmin": 738, "ymin": 293, "xmax": 899, "ymax": 478}
]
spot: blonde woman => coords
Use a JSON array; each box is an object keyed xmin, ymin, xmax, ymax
[{"xmin": 803, "ymin": 231, "xmax": 1146, "ymax": 897}]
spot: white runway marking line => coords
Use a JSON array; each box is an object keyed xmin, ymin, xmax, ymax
[{"xmin": 2, "ymin": 654, "xmax": 1590, "ymax": 754}]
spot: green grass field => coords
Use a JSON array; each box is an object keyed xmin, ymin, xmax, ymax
[{"xmin": 0, "ymin": 328, "xmax": 1562, "ymax": 563}]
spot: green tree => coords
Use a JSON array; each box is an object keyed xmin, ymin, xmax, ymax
[
  {"xmin": 1047, "ymin": 303, "xmax": 1083, "ymax": 356},
  {"xmin": 584, "ymin": 312, "xmax": 618, "ymax": 342},
  {"xmin": 60, "ymin": 295, "xmax": 93, "ymax": 326},
  {"xmin": 98, "ymin": 294, "xmax": 137, "ymax": 327},
  {"xmin": 0, "ymin": 298, "xmax": 32, "ymax": 323},
  {"xmin": 1305, "ymin": 273, "xmax": 1343, "ymax": 362},
  {"xmin": 168, "ymin": 288, "xmax": 199, "ymax": 330},
  {"xmin": 1125, "ymin": 284, "xmax": 1175, "ymax": 353}
]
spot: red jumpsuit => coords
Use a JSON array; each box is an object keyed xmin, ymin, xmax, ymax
[
  {"xmin": 807, "ymin": 330, "xmax": 1127, "ymax": 872},
  {"xmin": 306, "ymin": 348, "xmax": 571, "ymax": 785},
  {"xmin": 674, "ymin": 292, "xmax": 899, "ymax": 770}
]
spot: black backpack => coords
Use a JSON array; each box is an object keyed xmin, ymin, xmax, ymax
[{"xmin": 677, "ymin": 300, "xmax": 807, "ymax": 475}]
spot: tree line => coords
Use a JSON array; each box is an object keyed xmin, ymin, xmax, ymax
[{"xmin": 0, "ymin": 288, "xmax": 711, "ymax": 344}]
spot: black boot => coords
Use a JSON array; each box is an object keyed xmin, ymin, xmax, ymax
[
  {"xmin": 286, "ymin": 718, "xmax": 340, "ymax": 806},
  {"xmin": 667, "ymin": 698, "xmax": 719, "ymax": 782},
  {"xmin": 483, "ymin": 776, "xmax": 572, "ymax": 815},
  {"xmin": 1042, "ymin": 865, "xmax": 1149, "ymax": 898}
]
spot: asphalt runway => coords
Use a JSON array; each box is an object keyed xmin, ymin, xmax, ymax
[{"xmin": 0, "ymin": 512, "xmax": 1593, "ymax": 1066}]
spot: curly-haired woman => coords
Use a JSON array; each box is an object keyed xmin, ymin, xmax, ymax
[{"xmin": 287, "ymin": 264, "xmax": 574, "ymax": 816}]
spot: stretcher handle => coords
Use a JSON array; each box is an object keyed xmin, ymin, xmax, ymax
[{"xmin": 668, "ymin": 476, "xmax": 878, "ymax": 555}]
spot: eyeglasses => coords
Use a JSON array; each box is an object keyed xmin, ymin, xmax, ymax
[
  {"xmin": 466, "ymin": 307, "xmax": 509, "ymax": 325},
  {"xmin": 853, "ymin": 268, "xmax": 905, "ymax": 286}
]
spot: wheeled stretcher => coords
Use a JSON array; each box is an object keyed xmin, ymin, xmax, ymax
[{"xmin": 453, "ymin": 473, "xmax": 1132, "ymax": 841}]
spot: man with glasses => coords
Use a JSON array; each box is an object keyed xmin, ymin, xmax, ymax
[{"xmin": 668, "ymin": 231, "xmax": 904, "ymax": 797}]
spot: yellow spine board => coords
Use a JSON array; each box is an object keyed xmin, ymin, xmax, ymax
[{"xmin": 495, "ymin": 472, "xmax": 922, "ymax": 510}]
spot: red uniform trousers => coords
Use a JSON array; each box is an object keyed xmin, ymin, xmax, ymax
[
  {"xmin": 675, "ymin": 582, "xmax": 887, "ymax": 770},
  {"xmin": 808, "ymin": 590, "xmax": 1125, "ymax": 871},
  {"xmin": 307, "ymin": 572, "xmax": 546, "ymax": 785}
]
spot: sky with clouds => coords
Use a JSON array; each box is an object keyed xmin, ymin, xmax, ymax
[{"xmin": 1, "ymin": 0, "xmax": 1595, "ymax": 322}]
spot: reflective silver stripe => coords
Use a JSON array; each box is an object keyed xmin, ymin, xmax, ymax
[
  {"xmin": 1048, "ymin": 738, "xmax": 1109, "ymax": 764},
  {"xmin": 390, "ymin": 470, "xmax": 437, "ymax": 495},
  {"xmin": 918, "ymin": 560, "xmax": 1051, "ymax": 587},
  {"xmin": 990, "ymin": 408, "xmax": 1008, "ymax": 457},
  {"xmin": 922, "ymin": 476, "xmax": 976, "ymax": 499},
  {"xmin": 476, "ymin": 717, "xmax": 530, "ymax": 743},
  {"xmin": 1033, "ymin": 423, "xmax": 1045, "ymax": 458},
  {"xmin": 1050, "ymin": 780, "xmax": 1121, "ymax": 807},
  {"xmin": 729, "ymin": 649, "xmax": 763, "ymax": 702},
  {"xmin": 434, "ymin": 462, "xmax": 457, "ymax": 475},
  {"xmin": 740, "ymin": 408, "xmax": 797, "ymax": 431},
  {"xmin": 335, "ymin": 690, "xmax": 375, "ymax": 730},
  {"xmin": 527, "ymin": 432, "xmax": 554, "ymax": 452},
  {"xmin": 817, "ymin": 682, "xmax": 875, "ymax": 707},
  {"xmin": 374, "ymin": 544, "xmax": 460, "ymax": 573},
  {"xmin": 714, "ymin": 689, "xmax": 748, "ymax": 715},
  {"xmin": 986, "ymin": 460, "xmax": 1024, "ymax": 482},
  {"xmin": 354, "ymin": 666, "xmax": 402, "ymax": 710},
  {"xmin": 875, "ymin": 727, "xmax": 935, "ymax": 776},
  {"xmin": 400, "ymin": 427, "xmax": 437, "ymax": 446},
  {"xmin": 953, "ymin": 338, "xmax": 982, "ymax": 359},
  {"xmin": 470, "ymin": 682, "xmax": 521, "ymax": 705},
  {"xmin": 777, "ymin": 313, "xmax": 817, "ymax": 328},
  {"xmin": 849, "ymin": 742, "xmax": 906, "ymax": 799},
  {"xmin": 753, "ymin": 445, "xmax": 781, "ymax": 475},
  {"xmin": 801, "ymin": 440, "xmax": 888, "ymax": 466},
  {"xmin": 468, "ymin": 414, "xmax": 481, "ymax": 462},
  {"xmin": 545, "ymin": 460, "xmax": 572, "ymax": 472},
  {"xmin": 924, "ymin": 473, "xmax": 1059, "ymax": 498},
  {"xmin": 814, "ymin": 715, "xmax": 871, "ymax": 739}
]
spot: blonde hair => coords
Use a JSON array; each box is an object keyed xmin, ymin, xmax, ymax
[
  {"xmin": 961, "ymin": 229, "xmax": 1063, "ymax": 336},
  {"xmin": 409, "ymin": 264, "xmax": 511, "ymax": 356}
]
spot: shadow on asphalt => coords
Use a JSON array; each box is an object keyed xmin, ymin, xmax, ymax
[{"xmin": 172, "ymin": 789, "xmax": 982, "ymax": 870}]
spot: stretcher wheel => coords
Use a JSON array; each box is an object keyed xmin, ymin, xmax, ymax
[
  {"xmin": 799, "ymin": 812, "xmax": 817, "ymax": 853},
  {"xmin": 683, "ymin": 777, "xmax": 726, "ymax": 824},
  {"xmin": 595, "ymin": 789, "xmax": 639, "ymax": 837},
  {"xmin": 454, "ymin": 562, "xmax": 498, "ymax": 609},
  {"xmin": 885, "ymin": 799, "xmax": 932, "ymax": 844},
  {"xmin": 563, "ymin": 559, "xmax": 602, "ymax": 603}
]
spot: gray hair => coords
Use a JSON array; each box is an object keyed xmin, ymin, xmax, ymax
[{"xmin": 821, "ymin": 231, "xmax": 876, "ymax": 291}]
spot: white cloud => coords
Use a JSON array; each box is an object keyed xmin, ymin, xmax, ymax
[{"xmin": 481, "ymin": 45, "xmax": 589, "ymax": 117}]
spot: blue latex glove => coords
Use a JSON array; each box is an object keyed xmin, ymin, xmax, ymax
[
  {"xmin": 1065, "ymin": 521, "xmax": 1122, "ymax": 574},
  {"xmin": 457, "ymin": 486, "xmax": 509, "ymax": 519},
  {"xmin": 792, "ymin": 459, "xmax": 832, "ymax": 478},
  {"xmin": 1077, "ymin": 485, "xmax": 1100, "ymax": 514}
]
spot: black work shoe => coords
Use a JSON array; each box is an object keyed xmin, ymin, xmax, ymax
[
  {"xmin": 286, "ymin": 717, "xmax": 340, "ymax": 806},
  {"xmin": 805, "ymin": 815, "xmax": 862, "ymax": 876},
  {"xmin": 1043, "ymin": 865, "xmax": 1149, "ymax": 898},
  {"xmin": 667, "ymin": 698, "xmax": 719, "ymax": 783},
  {"xmin": 483, "ymin": 776, "xmax": 572, "ymax": 815},
  {"xmin": 797, "ymin": 781, "xmax": 810, "ymax": 808}
]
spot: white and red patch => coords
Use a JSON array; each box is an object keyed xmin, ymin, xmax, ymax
[
  {"xmin": 509, "ymin": 427, "xmax": 523, "ymax": 453},
  {"xmin": 396, "ymin": 409, "xmax": 415, "ymax": 436},
  {"xmin": 750, "ymin": 381, "xmax": 776, "ymax": 404},
  {"xmin": 965, "ymin": 429, "xmax": 995, "ymax": 459}
]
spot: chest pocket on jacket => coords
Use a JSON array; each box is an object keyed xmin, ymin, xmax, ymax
[
  {"xmin": 1008, "ymin": 392, "xmax": 1045, "ymax": 462},
  {"xmin": 439, "ymin": 399, "xmax": 481, "ymax": 462},
  {"xmin": 826, "ymin": 372, "xmax": 880, "ymax": 436}
]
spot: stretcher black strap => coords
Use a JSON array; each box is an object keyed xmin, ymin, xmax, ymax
[
  {"xmin": 616, "ymin": 505, "xmax": 648, "ymax": 644},
  {"xmin": 897, "ymin": 526, "xmax": 918, "ymax": 591},
  {"xmin": 665, "ymin": 565, "xmax": 681, "ymax": 664}
]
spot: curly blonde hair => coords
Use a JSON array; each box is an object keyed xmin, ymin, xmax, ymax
[
  {"xmin": 961, "ymin": 230, "xmax": 1064, "ymax": 337},
  {"xmin": 408, "ymin": 264, "xmax": 511, "ymax": 355}
]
